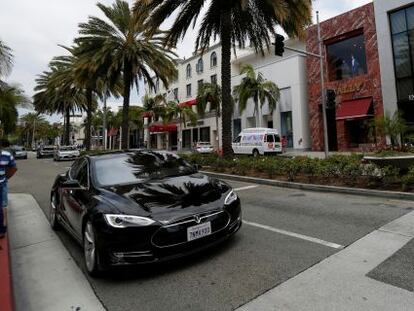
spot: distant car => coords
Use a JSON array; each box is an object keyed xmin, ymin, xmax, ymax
[
  {"xmin": 37, "ymin": 146, "xmax": 55, "ymax": 158},
  {"xmin": 54, "ymin": 146, "xmax": 80, "ymax": 161},
  {"xmin": 195, "ymin": 142, "xmax": 214, "ymax": 154},
  {"xmin": 49, "ymin": 150, "xmax": 242, "ymax": 276},
  {"xmin": 10, "ymin": 145, "xmax": 28, "ymax": 160}
]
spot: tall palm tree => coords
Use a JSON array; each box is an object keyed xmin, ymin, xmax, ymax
[
  {"xmin": 0, "ymin": 84, "xmax": 30, "ymax": 136},
  {"xmin": 75, "ymin": 0, "xmax": 178, "ymax": 149},
  {"xmin": 0, "ymin": 39, "xmax": 13, "ymax": 81},
  {"xmin": 138, "ymin": 0, "xmax": 312, "ymax": 156},
  {"xmin": 196, "ymin": 82, "xmax": 222, "ymax": 151},
  {"xmin": 233, "ymin": 64, "xmax": 280, "ymax": 128},
  {"xmin": 33, "ymin": 59, "xmax": 87, "ymax": 145}
]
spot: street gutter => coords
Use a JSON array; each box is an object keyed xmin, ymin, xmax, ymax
[{"xmin": 201, "ymin": 171, "xmax": 414, "ymax": 201}]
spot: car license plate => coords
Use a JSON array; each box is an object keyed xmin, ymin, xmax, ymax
[{"xmin": 187, "ymin": 222, "xmax": 211, "ymax": 241}]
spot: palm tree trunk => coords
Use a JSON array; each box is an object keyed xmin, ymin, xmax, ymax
[
  {"xmin": 64, "ymin": 105, "xmax": 70, "ymax": 146},
  {"xmin": 85, "ymin": 89, "xmax": 93, "ymax": 151},
  {"xmin": 121, "ymin": 60, "xmax": 132, "ymax": 149},
  {"xmin": 220, "ymin": 9, "xmax": 233, "ymax": 157}
]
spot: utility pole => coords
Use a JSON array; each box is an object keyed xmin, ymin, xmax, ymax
[
  {"xmin": 317, "ymin": 11, "xmax": 329, "ymax": 158},
  {"xmin": 102, "ymin": 85, "xmax": 107, "ymax": 150}
]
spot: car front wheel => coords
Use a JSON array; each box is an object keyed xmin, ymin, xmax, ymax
[{"xmin": 84, "ymin": 221, "xmax": 105, "ymax": 276}]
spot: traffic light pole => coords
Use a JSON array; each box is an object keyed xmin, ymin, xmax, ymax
[
  {"xmin": 317, "ymin": 11, "xmax": 329, "ymax": 158},
  {"xmin": 280, "ymin": 11, "xmax": 330, "ymax": 158}
]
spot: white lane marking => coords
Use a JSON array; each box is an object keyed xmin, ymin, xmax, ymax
[
  {"xmin": 234, "ymin": 185, "xmax": 259, "ymax": 192},
  {"xmin": 243, "ymin": 220, "xmax": 345, "ymax": 250}
]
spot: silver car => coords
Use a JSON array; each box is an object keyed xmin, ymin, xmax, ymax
[
  {"xmin": 54, "ymin": 146, "xmax": 80, "ymax": 161},
  {"xmin": 10, "ymin": 146, "xmax": 28, "ymax": 159}
]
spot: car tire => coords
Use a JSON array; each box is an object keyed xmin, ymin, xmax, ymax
[
  {"xmin": 83, "ymin": 220, "xmax": 105, "ymax": 277},
  {"xmin": 252, "ymin": 149, "xmax": 260, "ymax": 158},
  {"xmin": 50, "ymin": 193, "xmax": 61, "ymax": 230}
]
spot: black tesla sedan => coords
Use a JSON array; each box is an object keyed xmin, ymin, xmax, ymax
[{"xmin": 50, "ymin": 150, "xmax": 242, "ymax": 276}]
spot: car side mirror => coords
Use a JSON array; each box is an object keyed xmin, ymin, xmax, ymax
[
  {"xmin": 62, "ymin": 180, "xmax": 82, "ymax": 189},
  {"xmin": 193, "ymin": 164, "xmax": 202, "ymax": 171}
]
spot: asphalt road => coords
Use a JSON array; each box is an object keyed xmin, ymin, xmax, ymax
[{"xmin": 8, "ymin": 154, "xmax": 414, "ymax": 311}]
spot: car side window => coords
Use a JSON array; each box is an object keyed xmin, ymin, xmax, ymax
[
  {"xmin": 69, "ymin": 159, "xmax": 82, "ymax": 180},
  {"xmin": 76, "ymin": 161, "xmax": 89, "ymax": 188},
  {"xmin": 233, "ymin": 136, "xmax": 241, "ymax": 143},
  {"xmin": 266, "ymin": 134, "xmax": 274, "ymax": 143}
]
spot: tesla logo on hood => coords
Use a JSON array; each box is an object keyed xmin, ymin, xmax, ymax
[{"xmin": 194, "ymin": 215, "xmax": 201, "ymax": 224}]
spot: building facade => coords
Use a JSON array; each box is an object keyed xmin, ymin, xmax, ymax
[
  {"xmin": 145, "ymin": 44, "xmax": 222, "ymax": 151},
  {"xmin": 374, "ymin": 0, "xmax": 414, "ymax": 136},
  {"xmin": 231, "ymin": 40, "xmax": 311, "ymax": 150},
  {"xmin": 307, "ymin": 3, "xmax": 384, "ymax": 151}
]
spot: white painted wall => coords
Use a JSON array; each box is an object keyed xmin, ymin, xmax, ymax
[
  {"xmin": 231, "ymin": 40, "xmax": 311, "ymax": 150},
  {"xmin": 374, "ymin": 0, "xmax": 413, "ymax": 116}
]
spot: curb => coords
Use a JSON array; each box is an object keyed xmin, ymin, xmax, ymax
[
  {"xmin": 0, "ymin": 233, "xmax": 14, "ymax": 311},
  {"xmin": 201, "ymin": 171, "xmax": 414, "ymax": 201}
]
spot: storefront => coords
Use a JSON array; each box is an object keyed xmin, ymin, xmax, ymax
[{"xmin": 307, "ymin": 3, "xmax": 385, "ymax": 151}]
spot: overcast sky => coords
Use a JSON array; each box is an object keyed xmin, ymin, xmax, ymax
[{"xmin": 0, "ymin": 0, "xmax": 372, "ymax": 120}]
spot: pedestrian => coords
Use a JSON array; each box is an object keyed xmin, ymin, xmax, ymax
[{"xmin": 0, "ymin": 138, "xmax": 17, "ymax": 238}]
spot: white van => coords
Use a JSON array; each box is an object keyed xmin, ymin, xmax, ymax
[{"xmin": 232, "ymin": 128, "xmax": 282, "ymax": 156}]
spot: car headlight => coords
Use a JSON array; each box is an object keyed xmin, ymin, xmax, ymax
[
  {"xmin": 104, "ymin": 214, "xmax": 156, "ymax": 228},
  {"xmin": 224, "ymin": 190, "xmax": 238, "ymax": 205}
]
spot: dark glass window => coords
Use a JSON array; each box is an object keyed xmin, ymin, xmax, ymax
[
  {"xmin": 210, "ymin": 52, "xmax": 217, "ymax": 67},
  {"xmin": 211, "ymin": 74, "xmax": 217, "ymax": 85},
  {"xmin": 326, "ymin": 33, "xmax": 368, "ymax": 81},
  {"xmin": 200, "ymin": 127, "xmax": 210, "ymax": 142},
  {"xmin": 76, "ymin": 162, "xmax": 88, "ymax": 188},
  {"xmin": 186, "ymin": 64, "xmax": 192, "ymax": 78},
  {"xmin": 186, "ymin": 84, "xmax": 191, "ymax": 97},
  {"xmin": 196, "ymin": 58, "xmax": 204, "ymax": 74},
  {"xmin": 390, "ymin": 5, "xmax": 414, "ymax": 102}
]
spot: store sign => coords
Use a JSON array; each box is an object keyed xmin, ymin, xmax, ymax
[{"xmin": 334, "ymin": 81, "xmax": 364, "ymax": 95}]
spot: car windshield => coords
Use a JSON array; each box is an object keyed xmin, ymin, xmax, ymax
[
  {"xmin": 93, "ymin": 151, "xmax": 195, "ymax": 187},
  {"xmin": 60, "ymin": 146, "xmax": 76, "ymax": 151},
  {"xmin": 43, "ymin": 146, "xmax": 54, "ymax": 150},
  {"xmin": 198, "ymin": 143, "xmax": 210, "ymax": 146},
  {"xmin": 13, "ymin": 146, "xmax": 24, "ymax": 151}
]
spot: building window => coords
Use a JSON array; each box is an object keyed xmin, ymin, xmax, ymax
[
  {"xmin": 173, "ymin": 88, "xmax": 179, "ymax": 101},
  {"xmin": 200, "ymin": 127, "xmax": 210, "ymax": 142},
  {"xmin": 186, "ymin": 64, "xmax": 192, "ymax": 79},
  {"xmin": 198, "ymin": 79, "xmax": 204, "ymax": 93},
  {"xmin": 390, "ymin": 6, "xmax": 414, "ymax": 103},
  {"xmin": 196, "ymin": 58, "xmax": 204, "ymax": 74},
  {"xmin": 326, "ymin": 33, "xmax": 368, "ymax": 81},
  {"xmin": 211, "ymin": 74, "xmax": 217, "ymax": 85},
  {"xmin": 186, "ymin": 84, "xmax": 192, "ymax": 97},
  {"xmin": 210, "ymin": 52, "xmax": 217, "ymax": 68}
]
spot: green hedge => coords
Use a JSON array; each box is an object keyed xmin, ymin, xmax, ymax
[{"xmin": 180, "ymin": 153, "xmax": 414, "ymax": 192}]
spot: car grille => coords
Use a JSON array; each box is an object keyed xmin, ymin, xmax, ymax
[{"xmin": 151, "ymin": 210, "xmax": 230, "ymax": 248}]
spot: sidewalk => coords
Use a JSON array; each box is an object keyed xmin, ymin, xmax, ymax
[
  {"xmin": 8, "ymin": 194, "xmax": 105, "ymax": 311},
  {"xmin": 237, "ymin": 211, "xmax": 414, "ymax": 311}
]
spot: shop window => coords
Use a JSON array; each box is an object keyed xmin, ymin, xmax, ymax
[
  {"xmin": 200, "ymin": 127, "xmax": 210, "ymax": 142},
  {"xmin": 182, "ymin": 129, "xmax": 191, "ymax": 148},
  {"xmin": 326, "ymin": 33, "xmax": 368, "ymax": 81}
]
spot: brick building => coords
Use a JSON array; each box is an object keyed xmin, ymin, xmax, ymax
[{"xmin": 307, "ymin": 3, "xmax": 384, "ymax": 151}]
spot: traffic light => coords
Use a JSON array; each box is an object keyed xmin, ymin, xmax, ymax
[
  {"xmin": 274, "ymin": 34, "xmax": 285, "ymax": 57},
  {"xmin": 326, "ymin": 89, "xmax": 336, "ymax": 109}
]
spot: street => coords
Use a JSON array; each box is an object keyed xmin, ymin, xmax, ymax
[{"xmin": 8, "ymin": 154, "xmax": 414, "ymax": 311}]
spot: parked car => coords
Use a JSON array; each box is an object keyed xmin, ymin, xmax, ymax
[
  {"xmin": 232, "ymin": 128, "xmax": 282, "ymax": 157},
  {"xmin": 10, "ymin": 145, "xmax": 28, "ymax": 160},
  {"xmin": 37, "ymin": 146, "xmax": 55, "ymax": 158},
  {"xmin": 195, "ymin": 142, "xmax": 214, "ymax": 154},
  {"xmin": 49, "ymin": 150, "xmax": 242, "ymax": 276},
  {"xmin": 54, "ymin": 146, "xmax": 80, "ymax": 161}
]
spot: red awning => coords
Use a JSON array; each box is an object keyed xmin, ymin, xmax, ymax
[
  {"xmin": 149, "ymin": 123, "xmax": 177, "ymax": 133},
  {"xmin": 179, "ymin": 99, "xmax": 197, "ymax": 107},
  {"xmin": 142, "ymin": 111, "xmax": 152, "ymax": 118},
  {"xmin": 336, "ymin": 97, "xmax": 373, "ymax": 120}
]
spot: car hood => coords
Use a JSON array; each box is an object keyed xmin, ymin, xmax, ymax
[
  {"xmin": 58, "ymin": 150, "xmax": 79, "ymax": 155},
  {"xmin": 100, "ymin": 173, "xmax": 230, "ymax": 223}
]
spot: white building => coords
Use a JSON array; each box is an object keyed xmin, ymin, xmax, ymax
[
  {"xmin": 145, "ymin": 43, "xmax": 223, "ymax": 151},
  {"xmin": 374, "ymin": 0, "xmax": 414, "ymax": 133},
  {"xmin": 231, "ymin": 39, "xmax": 311, "ymax": 150}
]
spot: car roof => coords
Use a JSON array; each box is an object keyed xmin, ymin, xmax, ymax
[{"xmin": 87, "ymin": 149, "xmax": 174, "ymax": 161}]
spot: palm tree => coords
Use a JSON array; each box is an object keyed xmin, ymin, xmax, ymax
[
  {"xmin": 0, "ymin": 39, "xmax": 13, "ymax": 81},
  {"xmin": 75, "ymin": 0, "xmax": 178, "ymax": 149},
  {"xmin": 138, "ymin": 0, "xmax": 312, "ymax": 156},
  {"xmin": 197, "ymin": 82, "xmax": 222, "ymax": 151},
  {"xmin": 20, "ymin": 113, "xmax": 46, "ymax": 147},
  {"xmin": 233, "ymin": 64, "xmax": 280, "ymax": 128},
  {"xmin": 0, "ymin": 84, "xmax": 30, "ymax": 136},
  {"xmin": 33, "ymin": 59, "xmax": 87, "ymax": 145}
]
